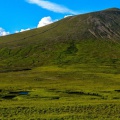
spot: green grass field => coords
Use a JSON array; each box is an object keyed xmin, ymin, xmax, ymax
[{"xmin": 0, "ymin": 64, "xmax": 120, "ymax": 119}]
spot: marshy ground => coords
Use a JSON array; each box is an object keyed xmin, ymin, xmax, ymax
[{"xmin": 0, "ymin": 64, "xmax": 120, "ymax": 119}]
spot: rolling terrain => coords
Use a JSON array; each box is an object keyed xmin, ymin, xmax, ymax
[{"xmin": 0, "ymin": 8, "xmax": 120, "ymax": 119}]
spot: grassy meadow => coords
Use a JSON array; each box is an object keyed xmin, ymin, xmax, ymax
[{"xmin": 0, "ymin": 64, "xmax": 120, "ymax": 119}]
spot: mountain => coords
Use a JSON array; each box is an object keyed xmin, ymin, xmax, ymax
[{"xmin": 0, "ymin": 8, "xmax": 120, "ymax": 71}]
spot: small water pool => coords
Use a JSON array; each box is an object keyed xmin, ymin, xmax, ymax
[
  {"xmin": 19, "ymin": 91, "xmax": 29, "ymax": 95},
  {"xmin": 9, "ymin": 91, "xmax": 29, "ymax": 95}
]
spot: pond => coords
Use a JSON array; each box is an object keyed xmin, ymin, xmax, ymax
[
  {"xmin": 2, "ymin": 91, "xmax": 29, "ymax": 100},
  {"xmin": 19, "ymin": 91, "xmax": 29, "ymax": 95},
  {"xmin": 9, "ymin": 91, "xmax": 29, "ymax": 95}
]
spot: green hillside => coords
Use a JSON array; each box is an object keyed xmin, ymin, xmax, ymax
[
  {"xmin": 0, "ymin": 8, "xmax": 120, "ymax": 71},
  {"xmin": 0, "ymin": 8, "xmax": 120, "ymax": 119}
]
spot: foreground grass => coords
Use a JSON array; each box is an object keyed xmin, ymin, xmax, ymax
[
  {"xmin": 0, "ymin": 100, "xmax": 120, "ymax": 119},
  {"xmin": 0, "ymin": 64, "xmax": 120, "ymax": 119}
]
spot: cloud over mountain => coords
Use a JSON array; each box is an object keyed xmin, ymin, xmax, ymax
[
  {"xmin": 37, "ymin": 16, "xmax": 54, "ymax": 27},
  {"xmin": 15, "ymin": 28, "xmax": 31, "ymax": 33},
  {"xmin": 0, "ymin": 28, "xmax": 10, "ymax": 36}
]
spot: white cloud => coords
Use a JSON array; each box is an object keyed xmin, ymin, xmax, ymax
[
  {"xmin": 20, "ymin": 28, "xmax": 30, "ymax": 32},
  {"xmin": 26, "ymin": 0, "xmax": 77, "ymax": 14},
  {"xmin": 64, "ymin": 15, "xmax": 73, "ymax": 18},
  {"xmin": 15, "ymin": 31, "xmax": 19, "ymax": 33},
  {"xmin": 37, "ymin": 16, "xmax": 54, "ymax": 27},
  {"xmin": 0, "ymin": 28, "xmax": 10, "ymax": 36},
  {"xmin": 15, "ymin": 28, "xmax": 30, "ymax": 33}
]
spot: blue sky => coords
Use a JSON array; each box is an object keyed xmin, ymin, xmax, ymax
[{"xmin": 0, "ymin": 0, "xmax": 120, "ymax": 36}]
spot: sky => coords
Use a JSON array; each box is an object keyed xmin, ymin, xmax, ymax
[{"xmin": 0, "ymin": 0, "xmax": 120, "ymax": 36}]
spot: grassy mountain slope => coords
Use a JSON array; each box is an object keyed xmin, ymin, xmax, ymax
[{"xmin": 0, "ymin": 8, "xmax": 120, "ymax": 71}]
